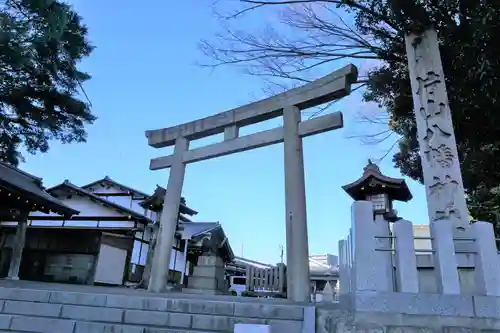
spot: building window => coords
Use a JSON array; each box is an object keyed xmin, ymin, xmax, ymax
[{"xmin": 232, "ymin": 277, "xmax": 246, "ymax": 285}]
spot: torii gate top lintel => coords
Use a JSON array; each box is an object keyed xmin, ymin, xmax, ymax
[{"xmin": 146, "ymin": 64, "xmax": 358, "ymax": 149}]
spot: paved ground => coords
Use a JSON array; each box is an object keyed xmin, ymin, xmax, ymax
[{"xmin": 0, "ymin": 279, "xmax": 307, "ymax": 305}]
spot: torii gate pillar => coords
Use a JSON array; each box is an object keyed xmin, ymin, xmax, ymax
[{"xmin": 283, "ymin": 105, "xmax": 310, "ymax": 301}]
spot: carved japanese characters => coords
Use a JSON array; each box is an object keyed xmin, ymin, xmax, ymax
[
  {"xmin": 429, "ymin": 175, "xmax": 460, "ymax": 220},
  {"xmin": 405, "ymin": 29, "xmax": 469, "ymax": 227}
]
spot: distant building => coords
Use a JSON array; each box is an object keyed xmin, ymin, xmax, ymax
[
  {"xmin": 309, "ymin": 254, "xmax": 338, "ymax": 267},
  {"xmin": 309, "ymin": 254, "xmax": 339, "ymax": 293},
  {"xmin": 413, "ymin": 225, "xmax": 432, "ymax": 253}
]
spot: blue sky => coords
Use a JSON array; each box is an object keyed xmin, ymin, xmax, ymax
[{"xmin": 21, "ymin": 1, "xmax": 428, "ymax": 264}]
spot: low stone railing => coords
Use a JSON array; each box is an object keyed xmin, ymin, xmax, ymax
[{"xmin": 338, "ymin": 200, "xmax": 500, "ymax": 297}]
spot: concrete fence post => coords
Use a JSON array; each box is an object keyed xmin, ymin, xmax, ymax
[
  {"xmin": 245, "ymin": 265, "xmax": 251, "ymax": 291},
  {"xmin": 346, "ymin": 229, "xmax": 353, "ymax": 292},
  {"xmin": 471, "ymin": 221, "xmax": 500, "ymax": 296},
  {"xmin": 393, "ymin": 219, "xmax": 419, "ymax": 293},
  {"xmin": 277, "ymin": 263, "xmax": 286, "ymax": 294},
  {"xmin": 338, "ymin": 239, "xmax": 348, "ymax": 294},
  {"xmin": 256, "ymin": 268, "xmax": 262, "ymax": 289},
  {"xmin": 273, "ymin": 266, "xmax": 279, "ymax": 290},
  {"xmin": 351, "ymin": 201, "xmax": 387, "ymax": 291},
  {"xmin": 430, "ymin": 220, "xmax": 461, "ymax": 294},
  {"xmin": 373, "ymin": 214, "xmax": 395, "ymax": 291}
]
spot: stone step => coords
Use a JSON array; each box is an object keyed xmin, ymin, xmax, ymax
[
  {"xmin": 0, "ymin": 288, "xmax": 304, "ymax": 321},
  {"xmin": 0, "ymin": 287, "xmax": 306, "ymax": 333},
  {"xmin": 0, "ymin": 292, "xmax": 305, "ymax": 321},
  {"xmin": 0, "ymin": 300, "xmax": 302, "ymax": 332},
  {"xmin": 0, "ymin": 314, "xmax": 215, "ymax": 333}
]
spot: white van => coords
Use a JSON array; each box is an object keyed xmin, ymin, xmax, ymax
[{"xmin": 229, "ymin": 276, "xmax": 247, "ymax": 296}]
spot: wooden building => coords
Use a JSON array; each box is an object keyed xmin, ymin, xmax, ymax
[
  {"xmin": 0, "ymin": 174, "xmax": 234, "ymax": 288},
  {"xmin": 0, "ymin": 162, "xmax": 79, "ymax": 281}
]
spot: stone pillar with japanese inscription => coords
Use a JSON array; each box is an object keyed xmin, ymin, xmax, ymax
[{"xmin": 405, "ymin": 29, "xmax": 469, "ymax": 230}]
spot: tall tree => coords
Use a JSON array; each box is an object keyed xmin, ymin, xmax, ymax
[
  {"xmin": 201, "ymin": 0, "xmax": 500, "ymax": 225},
  {"xmin": 0, "ymin": 0, "xmax": 95, "ymax": 166}
]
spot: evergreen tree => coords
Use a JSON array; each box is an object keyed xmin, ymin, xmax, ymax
[{"xmin": 0, "ymin": 0, "xmax": 95, "ymax": 165}]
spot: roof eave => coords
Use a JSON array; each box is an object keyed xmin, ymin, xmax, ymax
[
  {"xmin": 180, "ymin": 203, "xmax": 198, "ymax": 215},
  {"xmin": 213, "ymin": 225, "xmax": 234, "ymax": 261},
  {"xmin": 51, "ymin": 206, "xmax": 80, "ymax": 217},
  {"xmin": 342, "ymin": 172, "xmax": 412, "ymax": 201},
  {"xmin": 343, "ymin": 186, "xmax": 413, "ymax": 202},
  {"xmin": 32, "ymin": 205, "xmax": 79, "ymax": 218},
  {"xmin": 342, "ymin": 172, "xmax": 406, "ymax": 190},
  {"xmin": 0, "ymin": 182, "xmax": 80, "ymax": 217},
  {"xmin": 0, "ymin": 161, "xmax": 42, "ymax": 183}
]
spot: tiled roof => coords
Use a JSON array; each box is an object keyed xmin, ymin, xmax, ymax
[
  {"xmin": 49, "ymin": 181, "xmax": 152, "ymax": 224},
  {"xmin": 139, "ymin": 185, "xmax": 198, "ymax": 216},
  {"xmin": 0, "ymin": 161, "xmax": 79, "ymax": 217},
  {"xmin": 179, "ymin": 221, "xmax": 234, "ymax": 260},
  {"xmin": 81, "ymin": 176, "xmax": 150, "ymax": 198}
]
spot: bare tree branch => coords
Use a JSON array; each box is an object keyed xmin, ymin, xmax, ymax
[
  {"xmin": 236, "ymin": 0, "xmax": 399, "ymax": 32},
  {"xmin": 200, "ymin": 0, "xmax": 401, "ymax": 159},
  {"xmin": 374, "ymin": 137, "xmax": 401, "ymax": 163},
  {"xmin": 199, "ymin": 1, "xmax": 389, "ymax": 82}
]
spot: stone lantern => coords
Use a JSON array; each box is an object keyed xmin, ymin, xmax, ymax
[
  {"xmin": 342, "ymin": 160, "xmax": 413, "ymax": 218},
  {"xmin": 342, "ymin": 160, "xmax": 413, "ymax": 292}
]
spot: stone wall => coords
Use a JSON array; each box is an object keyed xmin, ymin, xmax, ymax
[
  {"xmin": 408, "ymin": 254, "xmax": 477, "ymax": 294},
  {"xmin": 317, "ymin": 305, "xmax": 500, "ymax": 333}
]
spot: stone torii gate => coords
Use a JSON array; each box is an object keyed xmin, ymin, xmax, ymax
[{"xmin": 145, "ymin": 64, "xmax": 358, "ymax": 302}]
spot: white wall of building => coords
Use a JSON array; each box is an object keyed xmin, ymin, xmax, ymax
[
  {"xmin": 94, "ymin": 243, "xmax": 128, "ymax": 285},
  {"xmin": 131, "ymin": 240, "xmax": 149, "ymax": 266},
  {"xmin": 135, "ymin": 228, "xmax": 153, "ymax": 242},
  {"xmin": 130, "ymin": 245, "xmax": 187, "ymax": 273},
  {"xmin": 130, "ymin": 229, "xmax": 188, "ymax": 274},
  {"xmin": 33, "ymin": 195, "xmax": 128, "ymax": 218},
  {"xmin": 0, "ymin": 220, "xmax": 136, "ymax": 229},
  {"xmin": 0, "ymin": 194, "xmax": 138, "ymax": 229},
  {"xmin": 85, "ymin": 184, "xmax": 149, "ymax": 217},
  {"xmin": 170, "ymin": 247, "xmax": 189, "ymax": 275}
]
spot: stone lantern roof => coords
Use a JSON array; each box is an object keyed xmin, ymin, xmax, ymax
[{"xmin": 342, "ymin": 160, "xmax": 413, "ymax": 202}]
